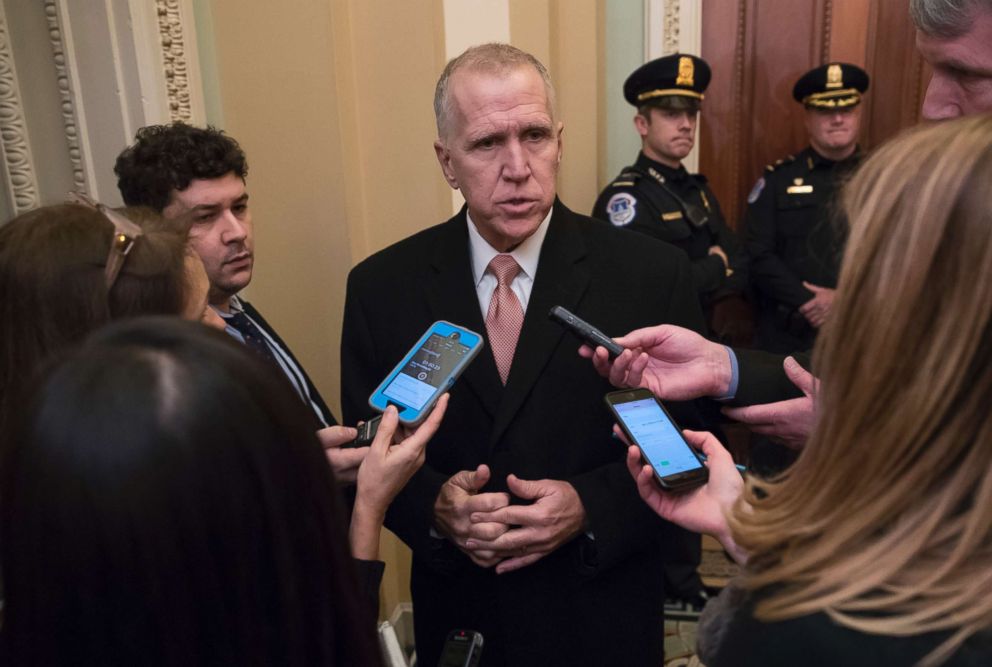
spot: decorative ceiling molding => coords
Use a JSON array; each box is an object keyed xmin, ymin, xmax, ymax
[
  {"xmin": 0, "ymin": 4, "xmax": 40, "ymax": 214},
  {"xmin": 44, "ymin": 0, "xmax": 87, "ymax": 193},
  {"xmin": 156, "ymin": 0, "xmax": 193, "ymax": 122}
]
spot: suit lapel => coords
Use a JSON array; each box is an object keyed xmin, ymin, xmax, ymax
[
  {"xmin": 423, "ymin": 211, "xmax": 503, "ymax": 419},
  {"xmin": 489, "ymin": 203, "xmax": 590, "ymax": 446}
]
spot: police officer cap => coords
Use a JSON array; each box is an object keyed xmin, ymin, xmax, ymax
[
  {"xmin": 792, "ymin": 62, "xmax": 870, "ymax": 109},
  {"xmin": 624, "ymin": 54, "xmax": 711, "ymax": 111}
]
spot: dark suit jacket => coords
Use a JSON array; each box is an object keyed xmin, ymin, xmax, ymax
[
  {"xmin": 241, "ymin": 300, "xmax": 338, "ymax": 428},
  {"xmin": 341, "ymin": 202, "xmax": 707, "ymax": 667}
]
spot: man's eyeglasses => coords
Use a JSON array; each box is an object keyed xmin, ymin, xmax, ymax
[{"xmin": 66, "ymin": 192, "xmax": 144, "ymax": 289}]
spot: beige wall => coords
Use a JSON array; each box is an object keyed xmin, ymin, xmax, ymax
[{"xmin": 206, "ymin": 0, "xmax": 603, "ymax": 618}]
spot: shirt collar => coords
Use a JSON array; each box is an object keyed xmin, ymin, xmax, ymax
[
  {"xmin": 216, "ymin": 295, "xmax": 244, "ymax": 319},
  {"xmin": 467, "ymin": 205, "xmax": 552, "ymax": 287}
]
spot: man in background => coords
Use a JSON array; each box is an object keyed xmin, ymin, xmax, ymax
[
  {"xmin": 115, "ymin": 124, "xmax": 365, "ymax": 476},
  {"xmin": 745, "ymin": 63, "xmax": 868, "ymax": 354},
  {"xmin": 593, "ymin": 54, "xmax": 746, "ymax": 342}
]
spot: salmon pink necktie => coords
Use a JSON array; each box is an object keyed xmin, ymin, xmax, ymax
[{"xmin": 485, "ymin": 254, "xmax": 524, "ymax": 385}]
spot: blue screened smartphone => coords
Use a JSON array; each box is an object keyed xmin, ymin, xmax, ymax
[
  {"xmin": 605, "ymin": 388, "xmax": 708, "ymax": 490},
  {"xmin": 369, "ymin": 321, "xmax": 483, "ymax": 425}
]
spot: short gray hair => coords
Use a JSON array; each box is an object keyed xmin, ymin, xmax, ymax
[
  {"xmin": 910, "ymin": 0, "xmax": 992, "ymax": 37},
  {"xmin": 433, "ymin": 43, "xmax": 557, "ymax": 139}
]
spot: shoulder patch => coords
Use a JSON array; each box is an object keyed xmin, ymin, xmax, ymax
[
  {"xmin": 747, "ymin": 177, "xmax": 766, "ymax": 204},
  {"xmin": 605, "ymin": 192, "xmax": 637, "ymax": 226}
]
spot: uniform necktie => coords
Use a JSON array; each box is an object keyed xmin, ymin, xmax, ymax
[
  {"xmin": 226, "ymin": 311, "xmax": 277, "ymax": 365},
  {"xmin": 485, "ymin": 254, "xmax": 524, "ymax": 385}
]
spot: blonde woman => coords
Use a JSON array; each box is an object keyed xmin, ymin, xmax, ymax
[{"xmin": 621, "ymin": 114, "xmax": 992, "ymax": 665}]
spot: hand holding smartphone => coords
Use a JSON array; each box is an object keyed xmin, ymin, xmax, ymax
[
  {"xmin": 368, "ymin": 321, "xmax": 483, "ymax": 425},
  {"xmin": 605, "ymin": 388, "xmax": 708, "ymax": 491}
]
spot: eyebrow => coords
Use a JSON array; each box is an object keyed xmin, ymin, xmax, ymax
[
  {"xmin": 930, "ymin": 53, "xmax": 992, "ymax": 77},
  {"xmin": 188, "ymin": 193, "xmax": 249, "ymax": 213}
]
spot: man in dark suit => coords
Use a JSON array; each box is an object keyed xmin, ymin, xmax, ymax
[
  {"xmin": 341, "ymin": 44, "xmax": 710, "ymax": 666},
  {"xmin": 114, "ymin": 124, "xmax": 364, "ymax": 476}
]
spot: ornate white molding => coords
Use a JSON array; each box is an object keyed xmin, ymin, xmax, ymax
[
  {"xmin": 156, "ymin": 0, "xmax": 193, "ymax": 122},
  {"xmin": 44, "ymin": 0, "xmax": 87, "ymax": 193},
  {"xmin": 663, "ymin": 0, "xmax": 681, "ymax": 55},
  {"xmin": 0, "ymin": 4, "xmax": 40, "ymax": 214}
]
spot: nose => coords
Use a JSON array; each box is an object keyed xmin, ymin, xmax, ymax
[
  {"xmin": 922, "ymin": 73, "xmax": 961, "ymax": 120},
  {"xmin": 203, "ymin": 307, "xmax": 227, "ymax": 331},
  {"xmin": 219, "ymin": 209, "xmax": 248, "ymax": 243},
  {"xmin": 501, "ymin": 140, "xmax": 531, "ymax": 182}
]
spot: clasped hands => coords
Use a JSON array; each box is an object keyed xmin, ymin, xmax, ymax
[{"xmin": 433, "ymin": 465, "xmax": 586, "ymax": 575}]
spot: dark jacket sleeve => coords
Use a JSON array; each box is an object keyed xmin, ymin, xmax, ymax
[
  {"xmin": 706, "ymin": 184, "xmax": 748, "ymax": 296},
  {"xmin": 731, "ymin": 348, "xmax": 807, "ymax": 406},
  {"xmin": 353, "ymin": 558, "xmax": 385, "ymax": 620},
  {"xmin": 744, "ymin": 175, "xmax": 814, "ymax": 308}
]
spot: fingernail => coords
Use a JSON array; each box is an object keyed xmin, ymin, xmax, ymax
[
  {"xmin": 470, "ymin": 513, "xmax": 480, "ymax": 522},
  {"xmin": 465, "ymin": 540, "xmax": 477, "ymax": 549}
]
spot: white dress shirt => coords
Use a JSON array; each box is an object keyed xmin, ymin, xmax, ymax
[{"xmin": 467, "ymin": 207, "xmax": 553, "ymax": 319}]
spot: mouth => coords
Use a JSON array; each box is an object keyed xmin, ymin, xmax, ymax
[
  {"xmin": 496, "ymin": 198, "xmax": 539, "ymax": 215},
  {"xmin": 224, "ymin": 252, "xmax": 252, "ymax": 267}
]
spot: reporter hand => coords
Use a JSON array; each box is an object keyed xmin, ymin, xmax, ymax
[
  {"xmin": 466, "ymin": 475, "xmax": 586, "ymax": 575},
  {"xmin": 350, "ymin": 397, "xmax": 448, "ymax": 560},
  {"xmin": 721, "ymin": 356, "xmax": 816, "ymax": 449},
  {"xmin": 625, "ymin": 429, "xmax": 747, "ymax": 564},
  {"xmin": 578, "ymin": 324, "xmax": 732, "ymax": 400},
  {"xmin": 799, "ymin": 282, "xmax": 835, "ymax": 328},
  {"xmin": 318, "ymin": 425, "xmax": 366, "ymax": 484},
  {"xmin": 434, "ymin": 464, "xmax": 511, "ymax": 568}
]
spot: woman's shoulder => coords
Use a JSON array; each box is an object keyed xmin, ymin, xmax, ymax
[{"xmin": 702, "ymin": 585, "xmax": 992, "ymax": 667}]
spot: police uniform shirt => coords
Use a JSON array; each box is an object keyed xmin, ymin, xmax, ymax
[
  {"xmin": 744, "ymin": 145, "xmax": 860, "ymax": 311},
  {"xmin": 592, "ymin": 151, "xmax": 746, "ymax": 301}
]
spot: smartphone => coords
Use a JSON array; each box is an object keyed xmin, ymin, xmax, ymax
[
  {"xmin": 604, "ymin": 388, "xmax": 708, "ymax": 491},
  {"xmin": 437, "ymin": 629, "xmax": 483, "ymax": 667},
  {"xmin": 369, "ymin": 321, "xmax": 483, "ymax": 425},
  {"xmin": 548, "ymin": 305, "xmax": 624, "ymax": 358},
  {"xmin": 348, "ymin": 414, "xmax": 382, "ymax": 447}
]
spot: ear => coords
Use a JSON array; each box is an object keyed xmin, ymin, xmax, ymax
[
  {"xmin": 633, "ymin": 112, "xmax": 650, "ymax": 138},
  {"xmin": 555, "ymin": 121, "xmax": 564, "ymax": 165},
  {"xmin": 434, "ymin": 139, "xmax": 459, "ymax": 189}
]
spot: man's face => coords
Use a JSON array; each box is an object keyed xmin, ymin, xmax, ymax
[
  {"xmin": 804, "ymin": 105, "xmax": 861, "ymax": 158},
  {"xmin": 636, "ymin": 107, "xmax": 697, "ymax": 168},
  {"xmin": 434, "ymin": 66, "xmax": 563, "ymax": 252},
  {"xmin": 162, "ymin": 172, "xmax": 253, "ymax": 309},
  {"xmin": 917, "ymin": 11, "xmax": 992, "ymax": 119}
]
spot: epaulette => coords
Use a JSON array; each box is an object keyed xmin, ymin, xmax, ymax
[
  {"xmin": 764, "ymin": 154, "xmax": 796, "ymax": 173},
  {"xmin": 609, "ymin": 170, "xmax": 641, "ymax": 188}
]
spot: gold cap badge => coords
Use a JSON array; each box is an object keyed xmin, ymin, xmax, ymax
[
  {"xmin": 676, "ymin": 56, "xmax": 695, "ymax": 87},
  {"xmin": 826, "ymin": 63, "xmax": 843, "ymax": 89}
]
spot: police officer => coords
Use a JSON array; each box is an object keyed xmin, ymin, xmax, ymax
[
  {"xmin": 593, "ymin": 54, "xmax": 746, "ymax": 320},
  {"xmin": 745, "ymin": 62, "xmax": 869, "ymax": 353}
]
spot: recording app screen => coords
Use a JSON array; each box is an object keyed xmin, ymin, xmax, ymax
[
  {"xmin": 382, "ymin": 333, "xmax": 470, "ymax": 410},
  {"xmin": 614, "ymin": 398, "xmax": 702, "ymax": 475}
]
